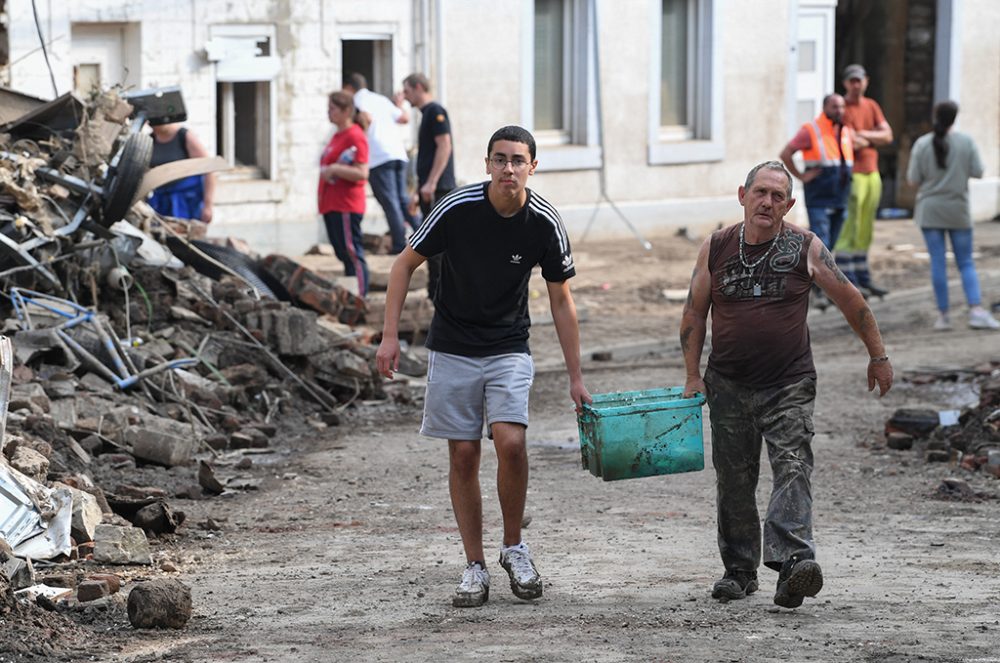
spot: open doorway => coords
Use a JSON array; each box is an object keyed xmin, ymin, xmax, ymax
[
  {"xmin": 835, "ymin": 0, "xmax": 937, "ymax": 210},
  {"xmin": 341, "ymin": 38, "xmax": 394, "ymax": 96}
]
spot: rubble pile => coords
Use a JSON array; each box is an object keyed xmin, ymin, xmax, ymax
[
  {"xmin": 0, "ymin": 85, "xmax": 425, "ymax": 640},
  {"xmin": 886, "ymin": 360, "xmax": 1000, "ymax": 476}
]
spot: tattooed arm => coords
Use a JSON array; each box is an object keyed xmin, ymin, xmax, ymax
[
  {"xmin": 808, "ymin": 238, "xmax": 893, "ymax": 396},
  {"xmin": 681, "ymin": 237, "xmax": 713, "ymax": 398}
]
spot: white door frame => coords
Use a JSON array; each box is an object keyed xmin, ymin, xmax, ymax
[
  {"xmin": 934, "ymin": 0, "xmax": 962, "ymax": 104},
  {"xmin": 788, "ymin": 0, "xmax": 837, "ymax": 138}
]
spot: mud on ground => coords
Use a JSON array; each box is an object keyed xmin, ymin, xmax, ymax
[{"xmin": 11, "ymin": 218, "xmax": 1000, "ymax": 663}]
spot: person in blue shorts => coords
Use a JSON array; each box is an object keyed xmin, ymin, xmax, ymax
[{"xmin": 148, "ymin": 123, "xmax": 216, "ymax": 227}]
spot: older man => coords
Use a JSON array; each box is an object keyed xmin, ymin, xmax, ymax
[{"xmin": 680, "ymin": 160, "xmax": 893, "ymax": 609}]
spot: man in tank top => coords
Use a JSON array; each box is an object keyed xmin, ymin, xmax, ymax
[{"xmin": 679, "ymin": 160, "xmax": 894, "ymax": 609}]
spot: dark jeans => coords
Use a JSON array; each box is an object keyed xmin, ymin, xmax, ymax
[
  {"xmin": 419, "ymin": 186, "xmax": 453, "ymax": 301},
  {"xmin": 704, "ymin": 367, "xmax": 817, "ymax": 573},
  {"xmin": 323, "ymin": 211, "xmax": 369, "ymax": 297},
  {"xmin": 806, "ymin": 206, "xmax": 846, "ymax": 251},
  {"xmin": 369, "ymin": 160, "xmax": 418, "ymax": 253}
]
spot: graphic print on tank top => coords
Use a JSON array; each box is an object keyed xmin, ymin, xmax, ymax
[{"xmin": 718, "ymin": 229, "xmax": 804, "ymax": 300}]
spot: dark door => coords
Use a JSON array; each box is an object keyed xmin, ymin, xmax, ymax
[{"xmin": 835, "ymin": 0, "xmax": 937, "ymax": 211}]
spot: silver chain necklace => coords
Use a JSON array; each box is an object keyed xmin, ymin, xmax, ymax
[{"xmin": 739, "ymin": 222, "xmax": 780, "ymax": 297}]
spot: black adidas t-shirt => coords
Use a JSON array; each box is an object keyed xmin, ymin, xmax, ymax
[
  {"xmin": 415, "ymin": 101, "xmax": 456, "ymax": 190},
  {"xmin": 409, "ymin": 182, "xmax": 576, "ymax": 357}
]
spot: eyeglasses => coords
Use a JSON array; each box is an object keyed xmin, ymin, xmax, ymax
[{"xmin": 488, "ymin": 156, "xmax": 531, "ymax": 170}]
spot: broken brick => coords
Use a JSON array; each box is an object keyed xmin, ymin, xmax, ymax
[{"xmin": 77, "ymin": 579, "xmax": 110, "ymax": 602}]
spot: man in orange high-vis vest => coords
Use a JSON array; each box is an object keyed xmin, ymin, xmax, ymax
[{"xmin": 780, "ymin": 94, "xmax": 854, "ymax": 252}]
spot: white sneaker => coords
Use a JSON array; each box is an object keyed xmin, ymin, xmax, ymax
[
  {"xmin": 933, "ymin": 314, "xmax": 952, "ymax": 331},
  {"xmin": 499, "ymin": 543, "xmax": 543, "ymax": 600},
  {"xmin": 453, "ymin": 562, "xmax": 490, "ymax": 607},
  {"xmin": 969, "ymin": 308, "xmax": 1000, "ymax": 330}
]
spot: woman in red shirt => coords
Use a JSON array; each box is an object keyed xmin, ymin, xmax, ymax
[{"xmin": 319, "ymin": 91, "xmax": 370, "ymax": 296}]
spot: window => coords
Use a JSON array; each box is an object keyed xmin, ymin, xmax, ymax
[
  {"xmin": 216, "ymin": 81, "xmax": 271, "ymax": 175},
  {"xmin": 524, "ymin": 0, "xmax": 601, "ymax": 171},
  {"xmin": 660, "ymin": 0, "xmax": 690, "ymax": 132},
  {"xmin": 649, "ymin": 0, "xmax": 723, "ymax": 164},
  {"xmin": 534, "ymin": 0, "xmax": 568, "ymax": 136},
  {"xmin": 207, "ymin": 25, "xmax": 280, "ymax": 179},
  {"xmin": 341, "ymin": 36, "xmax": 395, "ymax": 96}
]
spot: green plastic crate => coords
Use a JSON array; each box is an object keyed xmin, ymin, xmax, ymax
[{"xmin": 577, "ymin": 387, "xmax": 706, "ymax": 481}]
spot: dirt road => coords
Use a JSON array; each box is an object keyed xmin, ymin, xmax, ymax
[{"xmin": 73, "ymin": 218, "xmax": 1000, "ymax": 662}]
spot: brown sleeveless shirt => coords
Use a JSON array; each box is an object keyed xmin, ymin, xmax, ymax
[{"xmin": 706, "ymin": 222, "xmax": 816, "ymax": 388}]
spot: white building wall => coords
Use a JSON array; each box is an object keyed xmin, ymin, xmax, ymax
[
  {"xmin": 531, "ymin": 0, "xmax": 719, "ymax": 239},
  {"xmin": 958, "ymin": 0, "xmax": 1000, "ymax": 220},
  {"xmin": 437, "ymin": 0, "xmax": 795, "ymax": 242},
  {"xmin": 6, "ymin": 0, "xmax": 998, "ymax": 254}
]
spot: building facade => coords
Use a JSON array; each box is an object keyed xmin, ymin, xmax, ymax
[{"xmin": 4, "ymin": 0, "xmax": 997, "ymax": 253}]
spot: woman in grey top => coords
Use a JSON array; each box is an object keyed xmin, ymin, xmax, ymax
[{"xmin": 907, "ymin": 101, "xmax": 998, "ymax": 331}]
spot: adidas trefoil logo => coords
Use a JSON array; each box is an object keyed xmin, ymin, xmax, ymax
[
  {"xmin": 510, "ymin": 254, "xmax": 522, "ymax": 264},
  {"xmin": 562, "ymin": 254, "xmax": 573, "ymax": 266}
]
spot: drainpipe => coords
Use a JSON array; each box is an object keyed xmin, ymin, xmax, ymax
[
  {"xmin": 419, "ymin": 0, "xmax": 430, "ymax": 74},
  {"xmin": 434, "ymin": 0, "xmax": 445, "ymax": 104}
]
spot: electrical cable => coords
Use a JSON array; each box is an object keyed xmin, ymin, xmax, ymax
[
  {"xmin": 132, "ymin": 279, "xmax": 154, "ymax": 331},
  {"xmin": 30, "ymin": 0, "xmax": 59, "ymax": 98},
  {"xmin": 578, "ymin": 0, "xmax": 651, "ymax": 251},
  {"xmin": 108, "ymin": 244, "xmax": 133, "ymax": 343}
]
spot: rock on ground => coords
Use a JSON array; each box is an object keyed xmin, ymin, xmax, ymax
[{"xmin": 127, "ymin": 578, "xmax": 193, "ymax": 629}]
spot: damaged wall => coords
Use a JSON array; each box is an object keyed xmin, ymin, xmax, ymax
[
  {"xmin": 6, "ymin": 0, "xmax": 418, "ymax": 253},
  {"xmin": 6, "ymin": 1, "xmax": 997, "ymax": 255}
]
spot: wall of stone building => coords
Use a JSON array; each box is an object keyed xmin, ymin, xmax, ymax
[
  {"xmin": 201, "ymin": 0, "xmax": 337, "ymax": 252},
  {"xmin": 6, "ymin": 0, "xmax": 420, "ymax": 254},
  {"xmin": 167, "ymin": 0, "xmax": 419, "ymax": 252},
  {"xmin": 7, "ymin": 0, "xmax": 995, "ymax": 254}
]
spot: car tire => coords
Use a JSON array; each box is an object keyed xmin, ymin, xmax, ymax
[{"xmin": 101, "ymin": 132, "xmax": 153, "ymax": 227}]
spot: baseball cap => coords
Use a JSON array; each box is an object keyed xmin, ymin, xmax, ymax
[{"xmin": 843, "ymin": 64, "xmax": 867, "ymax": 80}]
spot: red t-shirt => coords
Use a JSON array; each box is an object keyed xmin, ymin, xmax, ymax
[
  {"xmin": 318, "ymin": 123, "xmax": 369, "ymax": 215},
  {"xmin": 843, "ymin": 97, "xmax": 886, "ymax": 174}
]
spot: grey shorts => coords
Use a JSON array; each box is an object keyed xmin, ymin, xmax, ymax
[{"xmin": 420, "ymin": 351, "xmax": 534, "ymax": 440}]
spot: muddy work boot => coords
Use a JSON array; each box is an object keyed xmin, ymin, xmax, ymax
[
  {"xmin": 452, "ymin": 562, "xmax": 490, "ymax": 608},
  {"xmin": 773, "ymin": 557, "xmax": 823, "ymax": 608},
  {"xmin": 711, "ymin": 569, "xmax": 759, "ymax": 602},
  {"xmin": 499, "ymin": 543, "xmax": 543, "ymax": 600}
]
